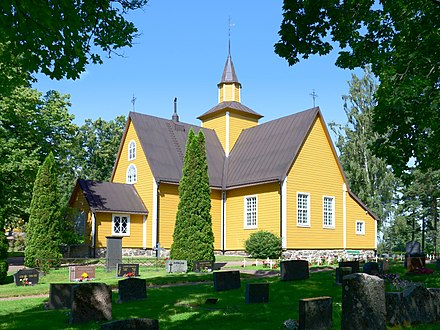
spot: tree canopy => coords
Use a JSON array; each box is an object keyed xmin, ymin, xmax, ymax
[
  {"xmin": 0, "ymin": 0, "xmax": 147, "ymax": 91},
  {"xmin": 275, "ymin": 0, "xmax": 439, "ymax": 175}
]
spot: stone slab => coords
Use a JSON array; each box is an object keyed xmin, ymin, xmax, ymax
[
  {"xmin": 106, "ymin": 236, "xmax": 122, "ymax": 271},
  {"xmin": 193, "ymin": 260, "xmax": 214, "ymax": 273},
  {"xmin": 101, "ymin": 318, "xmax": 159, "ymax": 330},
  {"xmin": 245, "ymin": 283, "xmax": 269, "ymax": 304},
  {"xmin": 48, "ymin": 283, "xmax": 75, "ymax": 309},
  {"xmin": 299, "ymin": 296, "xmax": 333, "ymax": 330},
  {"xmin": 70, "ymin": 283, "xmax": 112, "ymax": 324},
  {"xmin": 116, "ymin": 264, "xmax": 140, "ymax": 277},
  {"xmin": 363, "ymin": 262, "xmax": 380, "ymax": 275},
  {"xmin": 165, "ymin": 260, "xmax": 187, "ymax": 273},
  {"xmin": 213, "ymin": 271, "xmax": 241, "ymax": 291},
  {"xmin": 338, "ymin": 261, "xmax": 360, "ymax": 273},
  {"xmin": 69, "ymin": 265, "xmax": 96, "ymax": 282},
  {"xmin": 118, "ymin": 277, "xmax": 147, "ymax": 303},
  {"xmin": 13, "ymin": 268, "xmax": 39, "ymax": 286},
  {"xmin": 280, "ymin": 260, "xmax": 309, "ymax": 281}
]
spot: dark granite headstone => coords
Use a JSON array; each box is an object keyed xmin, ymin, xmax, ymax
[
  {"xmin": 106, "ymin": 236, "xmax": 122, "ymax": 272},
  {"xmin": 363, "ymin": 262, "xmax": 380, "ymax": 275},
  {"xmin": 118, "ymin": 277, "xmax": 147, "ymax": 302},
  {"xmin": 380, "ymin": 260, "xmax": 390, "ymax": 274},
  {"xmin": 280, "ymin": 260, "xmax": 309, "ymax": 281},
  {"xmin": 116, "ymin": 264, "xmax": 140, "ymax": 277},
  {"xmin": 69, "ymin": 265, "xmax": 96, "ymax": 281},
  {"xmin": 299, "ymin": 296, "xmax": 333, "ymax": 330},
  {"xmin": 245, "ymin": 283, "xmax": 269, "ymax": 304},
  {"xmin": 70, "ymin": 283, "xmax": 112, "ymax": 324},
  {"xmin": 165, "ymin": 260, "xmax": 187, "ymax": 273},
  {"xmin": 193, "ymin": 260, "xmax": 214, "ymax": 273},
  {"xmin": 101, "ymin": 318, "xmax": 159, "ymax": 330},
  {"xmin": 13, "ymin": 268, "xmax": 39, "ymax": 286},
  {"xmin": 342, "ymin": 273, "xmax": 386, "ymax": 330},
  {"xmin": 336, "ymin": 266, "xmax": 352, "ymax": 285},
  {"xmin": 48, "ymin": 283, "xmax": 75, "ymax": 309},
  {"xmin": 213, "ymin": 271, "xmax": 241, "ymax": 291},
  {"xmin": 406, "ymin": 241, "xmax": 421, "ymax": 255},
  {"xmin": 338, "ymin": 261, "xmax": 360, "ymax": 273}
]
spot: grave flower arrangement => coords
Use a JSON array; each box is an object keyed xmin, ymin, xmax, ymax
[
  {"xmin": 78, "ymin": 272, "xmax": 92, "ymax": 282},
  {"xmin": 124, "ymin": 272, "xmax": 136, "ymax": 278},
  {"xmin": 20, "ymin": 276, "xmax": 33, "ymax": 286}
]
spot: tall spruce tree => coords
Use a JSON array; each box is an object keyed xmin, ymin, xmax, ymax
[
  {"xmin": 24, "ymin": 152, "xmax": 63, "ymax": 270},
  {"xmin": 170, "ymin": 129, "xmax": 215, "ymax": 270},
  {"xmin": 330, "ymin": 67, "xmax": 397, "ymax": 226}
]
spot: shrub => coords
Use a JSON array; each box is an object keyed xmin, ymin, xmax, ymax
[
  {"xmin": 0, "ymin": 259, "xmax": 8, "ymax": 284},
  {"xmin": 0, "ymin": 234, "xmax": 8, "ymax": 259},
  {"xmin": 245, "ymin": 230, "xmax": 282, "ymax": 259}
]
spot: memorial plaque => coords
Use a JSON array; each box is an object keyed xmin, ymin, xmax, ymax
[
  {"xmin": 245, "ymin": 283, "xmax": 269, "ymax": 303},
  {"xmin": 338, "ymin": 260, "xmax": 360, "ymax": 273},
  {"xmin": 280, "ymin": 260, "xmax": 309, "ymax": 281},
  {"xmin": 106, "ymin": 236, "xmax": 122, "ymax": 271},
  {"xmin": 69, "ymin": 265, "xmax": 96, "ymax": 281},
  {"xmin": 116, "ymin": 264, "xmax": 140, "ymax": 277},
  {"xmin": 213, "ymin": 271, "xmax": 241, "ymax": 291},
  {"xmin": 165, "ymin": 260, "xmax": 187, "ymax": 273},
  {"xmin": 14, "ymin": 268, "xmax": 39, "ymax": 286},
  {"xmin": 193, "ymin": 260, "xmax": 214, "ymax": 273}
]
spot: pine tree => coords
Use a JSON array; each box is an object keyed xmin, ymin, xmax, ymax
[
  {"xmin": 24, "ymin": 152, "xmax": 63, "ymax": 270},
  {"xmin": 330, "ymin": 66, "xmax": 397, "ymax": 226},
  {"xmin": 170, "ymin": 129, "xmax": 215, "ymax": 270}
]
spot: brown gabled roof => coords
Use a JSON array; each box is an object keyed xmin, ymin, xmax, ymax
[
  {"xmin": 73, "ymin": 180, "xmax": 148, "ymax": 214},
  {"xmin": 226, "ymin": 107, "xmax": 320, "ymax": 188},
  {"xmin": 129, "ymin": 112, "xmax": 225, "ymax": 188},
  {"xmin": 197, "ymin": 101, "xmax": 263, "ymax": 120}
]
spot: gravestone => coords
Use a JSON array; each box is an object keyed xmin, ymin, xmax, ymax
[
  {"xmin": 436, "ymin": 259, "xmax": 440, "ymax": 271},
  {"xmin": 106, "ymin": 236, "xmax": 122, "ymax": 271},
  {"xmin": 406, "ymin": 241, "xmax": 421, "ymax": 255},
  {"xmin": 116, "ymin": 263, "xmax": 140, "ymax": 277},
  {"xmin": 70, "ymin": 283, "xmax": 112, "ymax": 324},
  {"xmin": 48, "ymin": 283, "xmax": 75, "ymax": 309},
  {"xmin": 386, "ymin": 292, "xmax": 405, "ymax": 326},
  {"xmin": 165, "ymin": 260, "xmax": 187, "ymax": 273},
  {"xmin": 69, "ymin": 265, "xmax": 96, "ymax": 281},
  {"xmin": 118, "ymin": 277, "xmax": 147, "ymax": 303},
  {"xmin": 342, "ymin": 273, "xmax": 386, "ymax": 330},
  {"xmin": 336, "ymin": 267, "xmax": 352, "ymax": 285},
  {"xmin": 280, "ymin": 260, "xmax": 309, "ymax": 281},
  {"xmin": 193, "ymin": 260, "xmax": 214, "ymax": 273},
  {"xmin": 213, "ymin": 271, "xmax": 241, "ymax": 291},
  {"xmin": 407, "ymin": 257, "xmax": 425, "ymax": 272},
  {"xmin": 363, "ymin": 262, "xmax": 380, "ymax": 275},
  {"xmin": 402, "ymin": 285, "xmax": 436, "ymax": 324},
  {"xmin": 245, "ymin": 283, "xmax": 269, "ymax": 303},
  {"xmin": 101, "ymin": 318, "xmax": 159, "ymax": 330},
  {"xmin": 428, "ymin": 288, "xmax": 440, "ymax": 321},
  {"xmin": 380, "ymin": 260, "xmax": 390, "ymax": 274},
  {"xmin": 13, "ymin": 268, "xmax": 39, "ymax": 286},
  {"xmin": 338, "ymin": 261, "xmax": 360, "ymax": 273},
  {"xmin": 299, "ymin": 296, "xmax": 333, "ymax": 330}
]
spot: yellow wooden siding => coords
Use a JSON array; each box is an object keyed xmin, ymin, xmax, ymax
[
  {"xmin": 286, "ymin": 116, "xmax": 345, "ymax": 249},
  {"xmin": 224, "ymin": 84, "xmax": 233, "ymax": 101},
  {"xmin": 234, "ymin": 85, "xmax": 241, "ymax": 102},
  {"xmin": 210, "ymin": 190, "xmax": 222, "ymax": 250},
  {"xmin": 201, "ymin": 112, "xmax": 226, "ymax": 152},
  {"xmin": 219, "ymin": 88, "xmax": 224, "ymax": 103},
  {"xmin": 226, "ymin": 183, "xmax": 280, "ymax": 250},
  {"xmin": 158, "ymin": 184, "xmax": 179, "ymax": 249},
  {"xmin": 95, "ymin": 213, "xmax": 144, "ymax": 248},
  {"xmin": 229, "ymin": 111, "xmax": 258, "ymax": 152},
  {"xmin": 112, "ymin": 119, "xmax": 153, "ymax": 248},
  {"xmin": 346, "ymin": 196, "xmax": 376, "ymax": 249}
]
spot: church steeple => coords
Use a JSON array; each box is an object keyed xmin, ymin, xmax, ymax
[{"xmin": 218, "ymin": 51, "xmax": 241, "ymax": 103}]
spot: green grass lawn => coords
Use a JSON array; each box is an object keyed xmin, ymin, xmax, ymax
[{"xmin": 1, "ymin": 261, "xmax": 440, "ymax": 329}]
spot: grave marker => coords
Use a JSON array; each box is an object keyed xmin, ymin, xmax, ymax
[
  {"xmin": 48, "ymin": 283, "xmax": 75, "ymax": 309},
  {"xmin": 213, "ymin": 271, "xmax": 241, "ymax": 291},
  {"xmin": 70, "ymin": 283, "xmax": 112, "ymax": 324},
  {"xmin": 245, "ymin": 283, "xmax": 269, "ymax": 304},
  {"xmin": 363, "ymin": 262, "xmax": 380, "ymax": 275},
  {"xmin": 338, "ymin": 261, "xmax": 360, "ymax": 273},
  {"xmin": 13, "ymin": 268, "xmax": 39, "ymax": 286},
  {"xmin": 193, "ymin": 260, "xmax": 214, "ymax": 273},
  {"xmin": 280, "ymin": 260, "xmax": 309, "ymax": 281},
  {"xmin": 336, "ymin": 266, "xmax": 352, "ymax": 285},
  {"xmin": 101, "ymin": 318, "xmax": 159, "ymax": 330},
  {"xmin": 165, "ymin": 260, "xmax": 187, "ymax": 273},
  {"xmin": 118, "ymin": 277, "xmax": 147, "ymax": 302},
  {"xmin": 299, "ymin": 296, "xmax": 333, "ymax": 330},
  {"xmin": 69, "ymin": 265, "xmax": 96, "ymax": 282},
  {"xmin": 116, "ymin": 263, "xmax": 140, "ymax": 277}
]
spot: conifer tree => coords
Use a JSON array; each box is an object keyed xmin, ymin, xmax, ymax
[
  {"xmin": 25, "ymin": 152, "xmax": 63, "ymax": 270},
  {"xmin": 170, "ymin": 129, "xmax": 215, "ymax": 270}
]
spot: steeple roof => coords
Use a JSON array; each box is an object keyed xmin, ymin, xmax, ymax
[{"xmin": 219, "ymin": 53, "xmax": 240, "ymax": 85}]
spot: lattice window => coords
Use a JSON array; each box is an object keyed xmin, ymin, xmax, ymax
[
  {"xmin": 126, "ymin": 164, "xmax": 137, "ymax": 184},
  {"xmin": 297, "ymin": 193, "xmax": 310, "ymax": 226},
  {"xmin": 112, "ymin": 215, "xmax": 130, "ymax": 236},
  {"xmin": 356, "ymin": 221, "xmax": 365, "ymax": 235},
  {"xmin": 323, "ymin": 196, "xmax": 334, "ymax": 228},
  {"xmin": 244, "ymin": 196, "xmax": 257, "ymax": 228},
  {"xmin": 128, "ymin": 140, "xmax": 136, "ymax": 160}
]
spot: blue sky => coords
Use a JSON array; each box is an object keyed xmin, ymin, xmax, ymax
[{"xmin": 34, "ymin": 0, "xmax": 359, "ymax": 133}]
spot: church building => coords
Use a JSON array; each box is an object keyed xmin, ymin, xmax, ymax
[{"xmin": 69, "ymin": 50, "xmax": 378, "ymax": 258}]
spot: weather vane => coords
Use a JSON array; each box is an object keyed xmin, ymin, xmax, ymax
[
  {"xmin": 310, "ymin": 89, "xmax": 318, "ymax": 107},
  {"xmin": 131, "ymin": 94, "xmax": 136, "ymax": 112}
]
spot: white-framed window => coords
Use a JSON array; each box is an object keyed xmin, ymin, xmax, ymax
[
  {"xmin": 126, "ymin": 164, "xmax": 137, "ymax": 184},
  {"xmin": 244, "ymin": 195, "xmax": 257, "ymax": 229},
  {"xmin": 323, "ymin": 196, "xmax": 335, "ymax": 228},
  {"xmin": 356, "ymin": 221, "xmax": 365, "ymax": 235},
  {"xmin": 112, "ymin": 214, "xmax": 130, "ymax": 236},
  {"xmin": 297, "ymin": 192, "xmax": 310, "ymax": 227},
  {"xmin": 128, "ymin": 140, "xmax": 136, "ymax": 160}
]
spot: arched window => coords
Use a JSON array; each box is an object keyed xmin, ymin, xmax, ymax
[
  {"xmin": 126, "ymin": 164, "xmax": 137, "ymax": 184},
  {"xmin": 128, "ymin": 140, "xmax": 136, "ymax": 160}
]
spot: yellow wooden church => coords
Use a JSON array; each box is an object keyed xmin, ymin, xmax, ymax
[{"xmin": 69, "ymin": 51, "xmax": 378, "ymax": 258}]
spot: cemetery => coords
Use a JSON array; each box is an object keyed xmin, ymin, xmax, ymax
[{"xmin": 3, "ymin": 246, "xmax": 440, "ymax": 329}]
